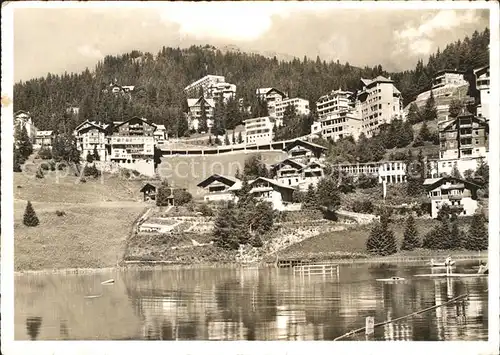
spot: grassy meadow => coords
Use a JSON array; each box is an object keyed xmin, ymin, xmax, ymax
[{"xmin": 14, "ymin": 168, "xmax": 148, "ymax": 271}]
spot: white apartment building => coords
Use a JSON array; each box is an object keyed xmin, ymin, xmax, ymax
[
  {"xmin": 14, "ymin": 110, "xmax": 37, "ymax": 142},
  {"xmin": 317, "ymin": 110, "xmax": 362, "ymax": 142},
  {"xmin": 187, "ymin": 97, "xmax": 215, "ymax": 132},
  {"xmin": 108, "ymin": 117, "xmax": 157, "ymax": 176},
  {"xmin": 153, "ymin": 124, "xmax": 167, "ymax": 144},
  {"xmin": 274, "ymin": 97, "xmax": 310, "ymax": 126},
  {"xmin": 184, "ymin": 75, "xmax": 226, "ymax": 98},
  {"xmin": 243, "ymin": 116, "xmax": 274, "ymax": 145},
  {"xmin": 356, "ymin": 76, "xmax": 403, "ymax": 137},
  {"xmin": 474, "ymin": 66, "xmax": 490, "ymax": 120},
  {"xmin": 429, "ymin": 156, "xmax": 488, "ymax": 178},
  {"xmin": 255, "ymin": 88, "xmax": 287, "ymax": 118},
  {"xmin": 316, "ymin": 89, "xmax": 354, "ymax": 119},
  {"xmin": 74, "ymin": 120, "xmax": 109, "ymax": 161},
  {"xmin": 431, "ymin": 70, "xmax": 468, "ymax": 90},
  {"xmin": 34, "ymin": 131, "xmax": 54, "ymax": 149},
  {"xmin": 207, "ymin": 82, "xmax": 237, "ymax": 102}
]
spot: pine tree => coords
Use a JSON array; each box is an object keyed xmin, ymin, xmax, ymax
[
  {"xmin": 224, "ymin": 134, "xmax": 230, "ymax": 145},
  {"xmin": 208, "ymin": 135, "xmax": 213, "ymax": 145},
  {"xmin": 463, "ymin": 212, "xmax": 488, "ymax": 250},
  {"xmin": 177, "ymin": 114, "xmax": 189, "ymax": 138},
  {"xmin": 232, "ymin": 131, "xmax": 236, "ymax": 144},
  {"xmin": 418, "ymin": 121, "xmax": 431, "ymax": 142},
  {"xmin": 198, "ymin": 98, "xmax": 208, "ymax": 133},
  {"xmin": 212, "ymin": 204, "xmax": 240, "ymax": 250},
  {"xmin": 23, "ymin": 201, "xmax": 40, "ymax": 227},
  {"xmin": 366, "ymin": 221, "xmax": 397, "ymax": 256},
  {"xmin": 156, "ymin": 180, "xmax": 172, "ymax": 206},
  {"xmin": 422, "ymin": 90, "xmax": 437, "ymax": 121},
  {"xmin": 316, "ymin": 176, "xmax": 341, "ymax": 212},
  {"xmin": 237, "ymin": 131, "xmax": 243, "ymax": 144},
  {"xmin": 13, "ymin": 144, "xmax": 23, "ymax": 172},
  {"xmin": 401, "ymin": 215, "xmax": 420, "ymax": 251},
  {"xmin": 303, "ymin": 184, "xmax": 318, "ymax": 210},
  {"xmin": 448, "ymin": 99, "xmax": 464, "ymax": 118},
  {"xmin": 407, "ymin": 103, "xmax": 422, "ymax": 124},
  {"xmin": 15, "ymin": 125, "xmax": 33, "ymax": 160},
  {"xmin": 450, "ymin": 222, "xmax": 462, "ymax": 250}
]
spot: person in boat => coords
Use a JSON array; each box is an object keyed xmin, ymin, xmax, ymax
[
  {"xmin": 478, "ymin": 262, "xmax": 489, "ymax": 274},
  {"xmin": 445, "ymin": 256, "xmax": 453, "ymax": 274}
]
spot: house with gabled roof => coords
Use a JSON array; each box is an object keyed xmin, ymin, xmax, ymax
[
  {"xmin": 248, "ymin": 177, "xmax": 297, "ymax": 211},
  {"xmin": 187, "ymin": 97, "xmax": 215, "ymax": 132},
  {"xmin": 272, "ymin": 158, "xmax": 306, "ymax": 188},
  {"xmin": 284, "ymin": 139, "xmax": 327, "ymax": 162},
  {"xmin": 197, "ymin": 174, "xmax": 242, "ymax": 202},
  {"xmin": 139, "ymin": 182, "xmax": 174, "ymax": 204},
  {"xmin": 34, "ymin": 131, "xmax": 55, "ymax": 148},
  {"xmin": 255, "ymin": 87, "xmax": 287, "ymax": 118},
  {"xmin": 74, "ymin": 120, "xmax": 109, "ymax": 161},
  {"xmin": 423, "ymin": 176, "xmax": 482, "ymax": 218}
]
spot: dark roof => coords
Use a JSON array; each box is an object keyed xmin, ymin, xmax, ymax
[
  {"xmin": 271, "ymin": 158, "xmax": 306, "ymax": 171},
  {"xmin": 249, "ymin": 177, "xmax": 296, "ymax": 191},
  {"xmin": 114, "ymin": 116, "xmax": 157, "ymax": 130},
  {"xmin": 423, "ymin": 176, "xmax": 481, "ymax": 191},
  {"xmin": 197, "ymin": 174, "xmax": 240, "ymax": 188},
  {"xmin": 284, "ymin": 139, "xmax": 327, "ymax": 153},
  {"xmin": 139, "ymin": 182, "xmax": 159, "ymax": 192}
]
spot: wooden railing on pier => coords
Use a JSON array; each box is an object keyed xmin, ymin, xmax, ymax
[{"xmin": 293, "ymin": 263, "xmax": 340, "ymax": 278}]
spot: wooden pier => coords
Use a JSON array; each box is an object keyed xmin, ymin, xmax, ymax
[
  {"xmin": 293, "ymin": 263, "xmax": 340, "ymax": 278},
  {"xmin": 276, "ymin": 259, "xmax": 310, "ymax": 268}
]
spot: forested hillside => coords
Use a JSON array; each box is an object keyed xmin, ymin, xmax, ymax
[{"xmin": 14, "ymin": 28, "xmax": 489, "ymax": 137}]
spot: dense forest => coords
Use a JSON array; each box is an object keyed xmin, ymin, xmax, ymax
[{"xmin": 14, "ymin": 28, "xmax": 489, "ymax": 137}]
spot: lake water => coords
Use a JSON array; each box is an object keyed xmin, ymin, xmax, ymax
[{"xmin": 15, "ymin": 262, "xmax": 488, "ymax": 341}]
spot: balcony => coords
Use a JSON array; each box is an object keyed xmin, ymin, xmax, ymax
[{"xmin": 448, "ymin": 195, "xmax": 463, "ymax": 201}]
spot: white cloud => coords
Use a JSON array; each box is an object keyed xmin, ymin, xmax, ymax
[
  {"xmin": 395, "ymin": 10, "xmax": 479, "ymax": 40},
  {"xmin": 159, "ymin": 2, "xmax": 339, "ymax": 41},
  {"xmin": 77, "ymin": 45, "xmax": 103, "ymax": 59}
]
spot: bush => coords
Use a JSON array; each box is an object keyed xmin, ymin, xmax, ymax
[
  {"xmin": 38, "ymin": 147, "xmax": 53, "ymax": 160},
  {"xmin": 35, "ymin": 167, "xmax": 44, "ymax": 179},
  {"xmin": 40, "ymin": 162, "xmax": 50, "ymax": 171},
  {"xmin": 198, "ymin": 203, "xmax": 214, "ymax": 217},
  {"xmin": 23, "ymin": 201, "xmax": 40, "ymax": 227},
  {"xmin": 173, "ymin": 189, "xmax": 193, "ymax": 206},
  {"xmin": 462, "ymin": 213, "xmax": 488, "ymax": 251},
  {"xmin": 55, "ymin": 210, "xmax": 66, "ymax": 217},
  {"xmin": 83, "ymin": 164, "xmax": 101, "ymax": 178},
  {"xmin": 351, "ymin": 199, "xmax": 374, "ymax": 214}
]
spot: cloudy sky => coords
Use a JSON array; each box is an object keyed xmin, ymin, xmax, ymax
[{"xmin": 13, "ymin": 3, "xmax": 490, "ymax": 82}]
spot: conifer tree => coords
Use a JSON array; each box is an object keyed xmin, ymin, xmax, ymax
[
  {"xmin": 407, "ymin": 103, "xmax": 422, "ymax": 124},
  {"xmin": 303, "ymin": 184, "xmax": 318, "ymax": 210},
  {"xmin": 23, "ymin": 201, "xmax": 40, "ymax": 227},
  {"xmin": 92, "ymin": 145, "xmax": 100, "ymax": 161},
  {"xmin": 224, "ymin": 133, "xmax": 230, "ymax": 146},
  {"xmin": 13, "ymin": 144, "xmax": 23, "ymax": 172},
  {"xmin": 450, "ymin": 162, "xmax": 462, "ymax": 179},
  {"xmin": 15, "ymin": 125, "xmax": 33, "ymax": 160},
  {"xmin": 212, "ymin": 203, "xmax": 240, "ymax": 250},
  {"xmin": 366, "ymin": 220, "xmax": 397, "ymax": 256},
  {"xmin": 401, "ymin": 215, "xmax": 420, "ymax": 251},
  {"xmin": 450, "ymin": 222, "xmax": 462, "ymax": 250},
  {"xmin": 156, "ymin": 180, "xmax": 172, "ymax": 206},
  {"xmin": 232, "ymin": 131, "xmax": 236, "ymax": 144},
  {"xmin": 463, "ymin": 212, "xmax": 488, "ymax": 250},
  {"xmin": 422, "ymin": 90, "xmax": 437, "ymax": 121},
  {"xmin": 237, "ymin": 131, "xmax": 243, "ymax": 144},
  {"xmin": 208, "ymin": 135, "xmax": 213, "ymax": 145}
]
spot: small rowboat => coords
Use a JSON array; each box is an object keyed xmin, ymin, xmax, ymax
[
  {"xmin": 429, "ymin": 259, "xmax": 456, "ymax": 267},
  {"xmin": 101, "ymin": 279, "xmax": 115, "ymax": 285},
  {"xmin": 376, "ymin": 276, "xmax": 406, "ymax": 282},
  {"xmin": 84, "ymin": 294, "xmax": 103, "ymax": 299}
]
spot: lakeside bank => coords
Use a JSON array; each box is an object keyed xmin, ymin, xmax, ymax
[{"xmin": 14, "ymin": 250, "xmax": 488, "ymax": 276}]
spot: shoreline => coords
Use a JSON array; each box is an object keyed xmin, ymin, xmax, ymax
[{"xmin": 14, "ymin": 251, "xmax": 488, "ymax": 276}]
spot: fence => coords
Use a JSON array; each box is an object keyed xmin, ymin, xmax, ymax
[{"xmin": 293, "ymin": 263, "xmax": 340, "ymax": 278}]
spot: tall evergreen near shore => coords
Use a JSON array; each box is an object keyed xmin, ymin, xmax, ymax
[
  {"xmin": 23, "ymin": 201, "xmax": 40, "ymax": 227},
  {"xmin": 401, "ymin": 215, "xmax": 420, "ymax": 251}
]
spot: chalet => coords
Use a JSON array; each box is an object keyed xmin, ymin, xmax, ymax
[
  {"xmin": 74, "ymin": 120, "xmax": 109, "ymax": 161},
  {"xmin": 284, "ymin": 139, "xmax": 327, "ymax": 162},
  {"xmin": 197, "ymin": 174, "xmax": 241, "ymax": 202},
  {"xmin": 255, "ymin": 87, "xmax": 286, "ymax": 118},
  {"xmin": 248, "ymin": 177, "xmax": 296, "ymax": 211},
  {"xmin": 300, "ymin": 160, "xmax": 326, "ymax": 189},
  {"xmin": 34, "ymin": 131, "xmax": 54, "ymax": 148},
  {"xmin": 139, "ymin": 182, "xmax": 175, "ymax": 205},
  {"xmin": 153, "ymin": 124, "xmax": 167, "ymax": 144},
  {"xmin": 423, "ymin": 176, "xmax": 481, "ymax": 219},
  {"xmin": 187, "ymin": 97, "xmax": 215, "ymax": 132},
  {"xmin": 272, "ymin": 159, "xmax": 306, "ymax": 187}
]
